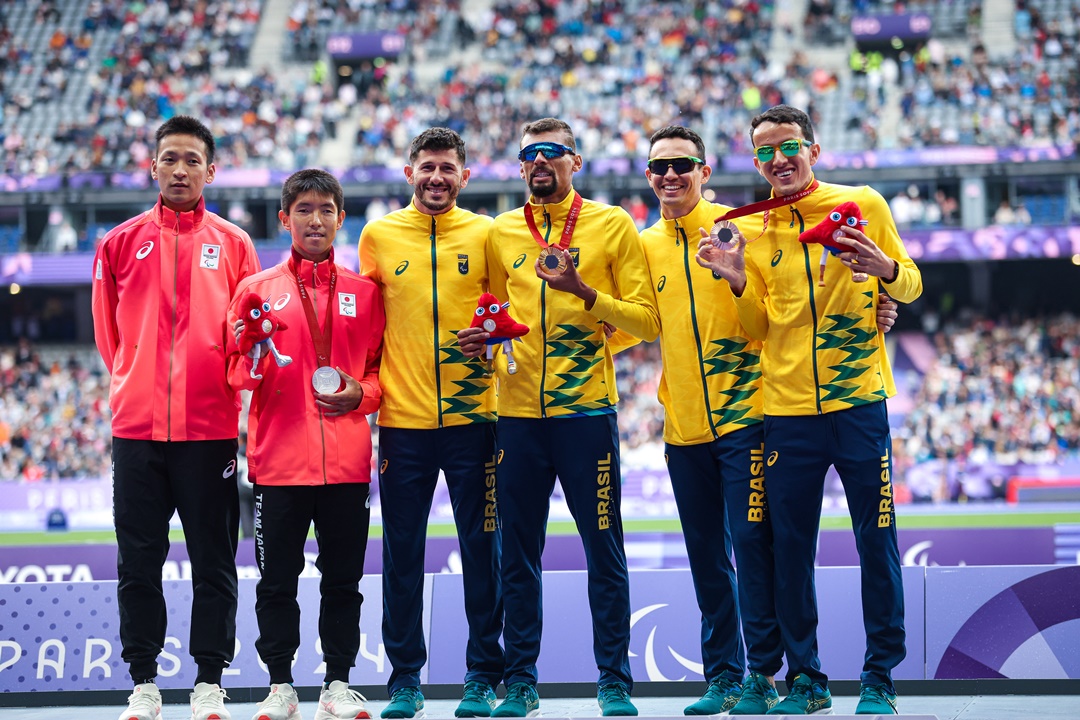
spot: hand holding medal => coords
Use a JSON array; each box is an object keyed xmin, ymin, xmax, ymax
[
  {"xmin": 708, "ymin": 219, "xmax": 741, "ymax": 249},
  {"xmin": 537, "ymin": 245, "xmax": 569, "ymax": 275}
]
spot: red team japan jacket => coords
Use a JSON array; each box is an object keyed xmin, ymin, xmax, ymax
[
  {"xmin": 92, "ymin": 197, "xmax": 261, "ymax": 441},
  {"xmin": 226, "ymin": 255, "xmax": 385, "ymax": 486}
]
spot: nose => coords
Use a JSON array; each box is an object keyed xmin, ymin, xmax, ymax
[{"xmin": 663, "ymin": 165, "xmax": 681, "ymax": 180}]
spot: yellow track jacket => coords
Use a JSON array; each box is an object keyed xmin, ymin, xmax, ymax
[
  {"xmin": 487, "ymin": 188, "xmax": 660, "ymax": 418},
  {"xmin": 641, "ymin": 198, "xmax": 764, "ymax": 446},
  {"xmin": 359, "ymin": 201, "xmax": 496, "ymax": 428},
  {"xmin": 732, "ymin": 178, "xmax": 922, "ymax": 416}
]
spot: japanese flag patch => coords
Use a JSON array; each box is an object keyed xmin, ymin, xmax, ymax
[
  {"xmin": 201, "ymin": 244, "xmax": 221, "ymax": 270},
  {"xmin": 339, "ymin": 292, "xmax": 356, "ymax": 317}
]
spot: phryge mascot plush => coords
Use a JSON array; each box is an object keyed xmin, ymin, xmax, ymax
[
  {"xmin": 798, "ymin": 201, "xmax": 870, "ymax": 286},
  {"xmin": 238, "ymin": 292, "xmax": 292, "ymax": 379},
  {"xmin": 469, "ymin": 292, "xmax": 529, "ymax": 374}
]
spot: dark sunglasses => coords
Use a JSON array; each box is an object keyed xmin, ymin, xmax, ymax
[
  {"xmin": 753, "ymin": 139, "xmax": 812, "ymax": 162},
  {"xmin": 518, "ymin": 142, "xmax": 575, "ymax": 162},
  {"xmin": 647, "ymin": 156, "xmax": 704, "ymax": 175}
]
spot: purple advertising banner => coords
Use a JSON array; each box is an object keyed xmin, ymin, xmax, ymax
[
  {"xmin": 326, "ymin": 32, "xmax": 405, "ymax": 59},
  {"xmin": 7, "ymin": 224, "xmax": 1079, "ymax": 287},
  {"xmin": 850, "ymin": 13, "xmax": 932, "ymax": 41},
  {"xmin": 926, "ymin": 565, "xmax": 1080, "ymax": 679}
]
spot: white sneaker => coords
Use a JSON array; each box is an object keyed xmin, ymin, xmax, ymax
[
  {"xmin": 119, "ymin": 683, "xmax": 162, "ymax": 720},
  {"xmin": 315, "ymin": 681, "xmax": 371, "ymax": 720},
  {"xmin": 191, "ymin": 682, "xmax": 232, "ymax": 720},
  {"xmin": 253, "ymin": 683, "xmax": 302, "ymax": 720}
]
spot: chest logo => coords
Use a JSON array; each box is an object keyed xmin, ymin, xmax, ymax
[
  {"xmin": 136, "ymin": 240, "xmax": 154, "ymax": 260},
  {"xmin": 274, "ymin": 294, "xmax": 291, "ymax": 311},
  {"xmin": 201, "ymin": 244, "xmax": 221, "ymax": 270},
  {"xmin": 771, "ymin": 249, "xmax": 783, "ymax": 267},
  {"xmin": 339, "ymin": 292, "xmax": 356, "ymax": 317},
  {"xmin": 513, "ymin": 253, "xmax": 527, "ymax": 269},
  {"xmin": 657, "ymin": 275, "xmax": 666, "ymax": 293},
  {"xmin": 458, "ymin": 254, "xmax": 469, "ymax": 275}
]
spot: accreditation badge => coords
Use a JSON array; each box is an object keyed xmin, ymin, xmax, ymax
[{"xmin": 338, "ymin": 292, "xmax": 356, "ymax": 317}]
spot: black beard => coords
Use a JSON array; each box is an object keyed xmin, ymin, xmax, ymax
[{"xmin": 529, "ymin": 175, "xmax": 559, "ymax": 200}]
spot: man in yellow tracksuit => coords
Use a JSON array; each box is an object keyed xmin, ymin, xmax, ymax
[
  {"xmin": 697, "ymin": 105, "xmax": 921, "ymax": 716},
  {"xmin": 359, "ymin": 128, "xmax": 503, "ymax": 719},
  {"xmin": 458, "ymin": 117, "xmax": 659, "ymax": 718}
]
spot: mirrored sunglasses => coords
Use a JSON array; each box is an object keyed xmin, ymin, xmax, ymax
[
  {"xmin": 647, "ymin": 156, "xmax": 704, "ymax": 175},
  {"xmin": 753, "ymin": 139, "xmax": 811, "ymax": 162},
  {"xmin": 518, "ymin": 142, "xmax": 575, "ymax": 162}
]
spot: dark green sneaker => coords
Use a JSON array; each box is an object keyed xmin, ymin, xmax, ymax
[
  {"xmin": 766, "ymin": 674, "xmax": 832, "ymax": 715},
  {"xmin": 491, "ymin": 682, "xmax": 539, "ymax": 718},
  {"xmin": 731, "ymin": 672, "xmax": 779, "ymax": 715},
  {"xmin": 455, "ymin": 681, "xmax": 497, "ymax": 718},
  {"xmin": 381, "ymin": 686, "xmax": 425, "ymax": 719},
  {"xmin": 598, "ymin": 683, "xmax": 638, "ymax": 717},
  {"xmin": 684, "ymin": 677, "xmax": 742, "ymax": 715},
  {"xmin": 855, "ymin": 684, "xmax": 898, "ymax": 715}
]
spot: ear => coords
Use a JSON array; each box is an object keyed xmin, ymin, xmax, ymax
[
  {"xmin": 337, "ymin": 210, "xmax": 346, "ymax": 229},
  {"xmin": 278, "ymin": 209, "xmax": 289, "ymax": 228},
  {"xmin": 460, "ymin": 166, "xmax": 471, "ymax": 189},
  {"xmin": 205, "ymin": 162, "xmax": 216, "ymax": 184},
  {"xmin": 519, "ymin": 163, "xmax": 527, "ymax": 181},
  {"xmin": 807, "ymin": 143, "xmax": 821, "ymax": 167},
  {"xmin": 404, "ymin": 164, "xmax": 415, "ymax": 185},
  {"xmin": 571, "ymin": 153, "xmax": 583, "ymax": 173},
  {"xmin": 700, "ymin": 164, "xmax": 712, "ymax": 183}
]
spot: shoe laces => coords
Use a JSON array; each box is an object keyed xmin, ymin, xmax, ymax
[
  {"xmin": 192, "ymin": 684, "xmax": 229, "ymax": 713},
  {"xmin": 859, "ymin": 684, "xmax": 895, "ymax": 706},
  {"xmin": 707, "ymin": 678, "xmax": 740, "ymax": 697},
  {"xmin": 598, "ymin": 683, "xmax": 631, "ymax": 705},
  {"xmin": 787, "ymin": 679, "xmax": 816, "ymax": 702},
  {"xmin": 742, "ymin": 673, "xmax": 770, "ymax": 696},
  {"xmin": 504, "ymin": 683, "xmax": 534, "ymax": 703},
  {"xmin": 462, "ymin": 681, "xmax": 492, "ymax": 702},
  {"xmin": 391, "ymin": 687, "xmax": 421, "ymax": 705},
  {"xmin": 260, "ymin": 687, "xmax": 295, "ymax": 712},
  {"xmin": 127, "ymin": 687, "xmax": 161, "ymax": 714},
  {"xmin": 325, "ymin": 682, "xmax": 368, "ymax": 706}
]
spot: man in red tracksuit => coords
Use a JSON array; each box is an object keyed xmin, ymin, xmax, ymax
[
  {"xmin": 227, "ymin": 168, "xmax": 385, "ymax": 720},
  {"xmin": 92, "ymin": 116, "xmax": 261, "ymax": 720}
]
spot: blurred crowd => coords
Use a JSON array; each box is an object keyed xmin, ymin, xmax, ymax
[
  {"xmin": 0, "ymin": 339, "xmax": 112, "ymax": 482},
  {"xmin": 896, "ymin": 312, "xmax": 1080, "ymax": 501}
]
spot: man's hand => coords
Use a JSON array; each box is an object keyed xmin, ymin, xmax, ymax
[
  {"xmin": 535, "ymin": 247, "xmax": 598, "ymax": 309},
  {"xmin": 834, "ymin": 226, "xmax": 898, "ymax": 280},
  {"xmin": 314, "ymin": 366, "xmax": 364, "ymax": 417},
  {"xmin": 695, "ymin": 228, "xmax": 748, "ymax": 295},
  {"xmin": 876, "ymin": 293, "xmax": 898, "ymax": 333},
  {"xmin": 457, "ymin": 326, "xmax": 489, "ymax": 358}
]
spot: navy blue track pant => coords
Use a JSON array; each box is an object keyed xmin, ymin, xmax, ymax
[
  {"xmin": 497, "ymin": 414, "xmax": 632, "ymax": 690},
  {"xmin": 665, "ymin": 424, "xmax": 782, "ymax": 682},
  {"xmin": 378, "ymin": 424, "xmax": 503, "ymax": 693},
  {"xmin": 765, "ymin": 401, "xmax": 905, "ymax": 691},
  {"xmin": 253, "ymin": 482, "xmax": 371, "ymax": 685},
  {"xmin": 112, "ymin": 438, "xmax": 239, "ymax": 684}
]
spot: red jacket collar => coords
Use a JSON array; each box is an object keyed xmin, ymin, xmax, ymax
[{"xmin": 153, "ymin": 196, "xmax": 207, "ymax": 232}]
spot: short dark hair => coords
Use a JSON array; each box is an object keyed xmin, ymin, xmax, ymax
[
  {"xmin": 409, "ymin": 127, "xmax": 467, "ymax": 165},
  {"xmin": 155, "ymin": 116, "xmax": 216, "ymax": 165},
  {"xmin": 520, "ymin": 118, "xmax": 576, "ymax": 151},
  {"xmin": 649, "ymin": 126, "xmax": 706, "ymax": 161},
  {"xmin": 749, "ymin": 105, "xmax": 816, "ymax": 145},
  {"xmin": 280, "ymin": 168, "xmax": 344, "ymax": 215}
]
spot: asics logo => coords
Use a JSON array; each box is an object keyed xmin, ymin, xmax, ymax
[
  {"xmin": 512, "ymin": 253, "xmax": 527, "ymax": 269},
  {"xmin": 136, "ymin": 241, "xmax": 154, "ymax": 259},
  {"xmin": 771, "ymin": 250, "xmax": 782, "ymax": 267},
  {"xmin": 656, "ymin": 275, "xmax": 666, "ymax": 292},
  {"xmin": 273, "ymin": 294, "xmax": 291, "ymax": 311},
  {"xmin": 767, "ymin": 451, "xmax": 779, "ymax": 466},
  {"xmin": 380, "ymin": 459, "xmax": 388, "ymax": 473},
  {"xmin": 222, "ymin": 460, "xmax": 236, "ymax": 479},
  {"xmin": 395, "ymin": 261, "xmax": 409, "ymax": 275}
]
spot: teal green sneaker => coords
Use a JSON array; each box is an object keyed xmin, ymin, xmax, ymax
[
  {"xmin": 766, "ymin": 674, "xmax": 832, "ymax": 715},
  {"xmin": 855, "ymin": 684, "xmax": 898, "ymax": 715},
  {"xmin": 731, "ymin": 672, "xmax": 779, "ymax": 715},
  {"xmin": 684, "ymin": 677, "xmax": 742, "ymax": 715},
  {"xmin": 598, "ymin": 682, "xmax": 638, "ymax": 717},
  {"xmin": 491, "ymin": 682, "xmax": 539, "ymax": 718},
  {"xmin": 381, "ymin": 686, "xmax": 425, "ymax": 719},
  {"xmin": 455, "ymin": 681, "xmax": 497, "ymax": 718}
]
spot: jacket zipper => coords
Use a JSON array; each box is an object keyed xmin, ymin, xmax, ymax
[
  {"xmin": 313, "ymin": 260, "xmax": 329, "ymax": 483},
  {"xmin": 792, "ymin": 207, "xmax": 823, "ymax": 414},
  {"xmin": 539, "ymin": 207, "xmax": 552, "ymax": 418},
  {"xmin": 430, "ymin": 216, "xmax": 444, "ymax": 427},
  {"xmin": 677, "ymin": 223, "xmax": 718, "ymax": 439},
  {"xmin": 167, "ymin": 212, "xmax": 180, "ymax": 440}
]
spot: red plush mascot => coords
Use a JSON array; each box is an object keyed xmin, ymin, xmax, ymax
[
  {"xmin": 238, "ymin": 292, "xmax": 293, "ymax": 379},
  {"xmin": 798, "ymin": 201, "xmax": 870, "ymax": 286},
  {"xmin": 469, "ymin": 292, "xmax": 529, "ymax": 374}
]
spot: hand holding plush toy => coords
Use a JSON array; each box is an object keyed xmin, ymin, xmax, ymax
[
  {"xmin": 238, "ymin": 292, "xmax": 293, "ymax": 379},
  {"xmin": 469, "ymin": 292, "xmax": 529, "ymax": 374},
  {"xmin": 798, "ymin": 201, "xmax": 870, "ymax": 286}
]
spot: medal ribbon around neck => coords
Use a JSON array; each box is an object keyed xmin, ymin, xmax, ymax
[
  {"xmin": 714, "ymin": 179, "xmax": 820, "ymax": 240},
  {"xmin": 288, "ymin": 247, "xmax": 337, "ymax": 368},
  {"xmin": 524, "ymin": 191, "xmax": 584, "ymax": 255}
]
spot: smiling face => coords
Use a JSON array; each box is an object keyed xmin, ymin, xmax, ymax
[
  {"xmin": 150, "ymin": 133, "xmax": 215, "ymax": 212},
  {"xmin": 646, "ymin": 137, "xmax": 711, "ymax": 220},
  {"xmin": 751, "ymin": 120, "xmax": 820, "ymax": 197},
  {"xmin": 279, "ymin": 190, "xmax": 344, "ymax": 262},
  {"xmin": 519, "ymin": 130, "xmax": 582, "ymax": 204},
  {"xmin": 405, "ymin": 148, "xmax": 470, "ymax": 215}
]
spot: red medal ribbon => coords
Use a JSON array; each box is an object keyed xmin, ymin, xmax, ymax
[
  {"xmin": 715, "ymin": 179, "xmax": 820, "ymax": 237},
  {"xmin": 288, "ymin": 247, "xmax": 337, "ymax": 368},
  {"xmin": 524, "ymin": 191, "xmax": 584, "ymax": 251}
]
